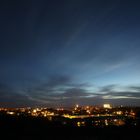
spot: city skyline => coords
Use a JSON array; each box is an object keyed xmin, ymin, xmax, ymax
[{"xmin": 0, "ymin": 0, "xmax": 140, "ymax": 107}]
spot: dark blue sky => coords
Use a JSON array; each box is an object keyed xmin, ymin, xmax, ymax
[{"xmin": 0, "ymin": 0, "xmax": 140, "ymax": 107}]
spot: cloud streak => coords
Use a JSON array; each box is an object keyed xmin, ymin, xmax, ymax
[{"xmin": 0, "ymin": 76, "xmax": 140, "ymax": 107}]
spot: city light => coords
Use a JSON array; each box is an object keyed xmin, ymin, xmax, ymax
[
  {"xmin": 7, "ymin": 111, "xmax": 15, "ymax": 115},
  {"xmin": 116, "ymin": 111, "xmax": 122, "ymax": 115},
  {"xmin": 76, "ymin": 104, "xmax": 79, "ymax": 108},
  {"xmin": 103, "ymin": 104, "xmax": 112, "ymax": 109},
  {"xmin": 0, "ymin": 104, "xmax": 138, "ymax": 128}
]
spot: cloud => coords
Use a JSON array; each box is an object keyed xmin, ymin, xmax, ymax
[
  {"xmin": 0, "ymin": 94, "xmax": 33, "ymax": 107},
  {"xmin": 128, "ymin": 86, "xmax": 140, "ymax": 91},
  {"xmin": 57, "ymin": 88, "xmax": 93, "ymax": 98},
  {"xmin": 101, "ymin": 91, "xmax": 140, "ymax": 100},
  {"xmin": 0, "ymin": 79, "xmax": 140, "ymax": 107},
  {"xmin": 26, "ymin": 79, "xmax": 140, "ymax": 106},
  {"xmin": 26, "ymin": 75, "xmax": 91, "ymax": 97},
  {"xmin": 99, "ymin": 84, "xmax": 140, "ymax": 100},
  {"xmin": 100, "ymin": 84, "xmax": 117, "ymax": 92},
  {"xmin": 0, "ymin": 83, "xmax": 42, "ymax": 107}
]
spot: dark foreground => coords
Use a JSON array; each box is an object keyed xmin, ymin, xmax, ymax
[
  {"xmin": 0, "ymin": 115, "xmax": 140, "ymax": 140},
  {"xmin": 1, "ymin": 126, "xmax": 140, "ymax": 140}
]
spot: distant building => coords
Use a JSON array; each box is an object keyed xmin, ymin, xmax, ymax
[{"xmin": 103, "ymin": 104, "xmax": 112, "ymax": 109}]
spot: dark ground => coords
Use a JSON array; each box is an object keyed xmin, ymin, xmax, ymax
[
  {"xmin": 0, "ymin": 115, "xmax": 140, "ymax": 140},
  {"xmin": 1, "ymin": 126, "xmax": 140, "ymax": 140}
]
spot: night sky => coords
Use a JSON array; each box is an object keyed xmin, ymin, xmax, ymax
[{"xmin": 0, "ymin": 0, "xmax": 140, "ymax": 107}]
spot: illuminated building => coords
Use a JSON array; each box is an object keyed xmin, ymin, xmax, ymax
[{"xmin": 103, "ymin": 104, "xmax": 112, "ymax": 109}]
